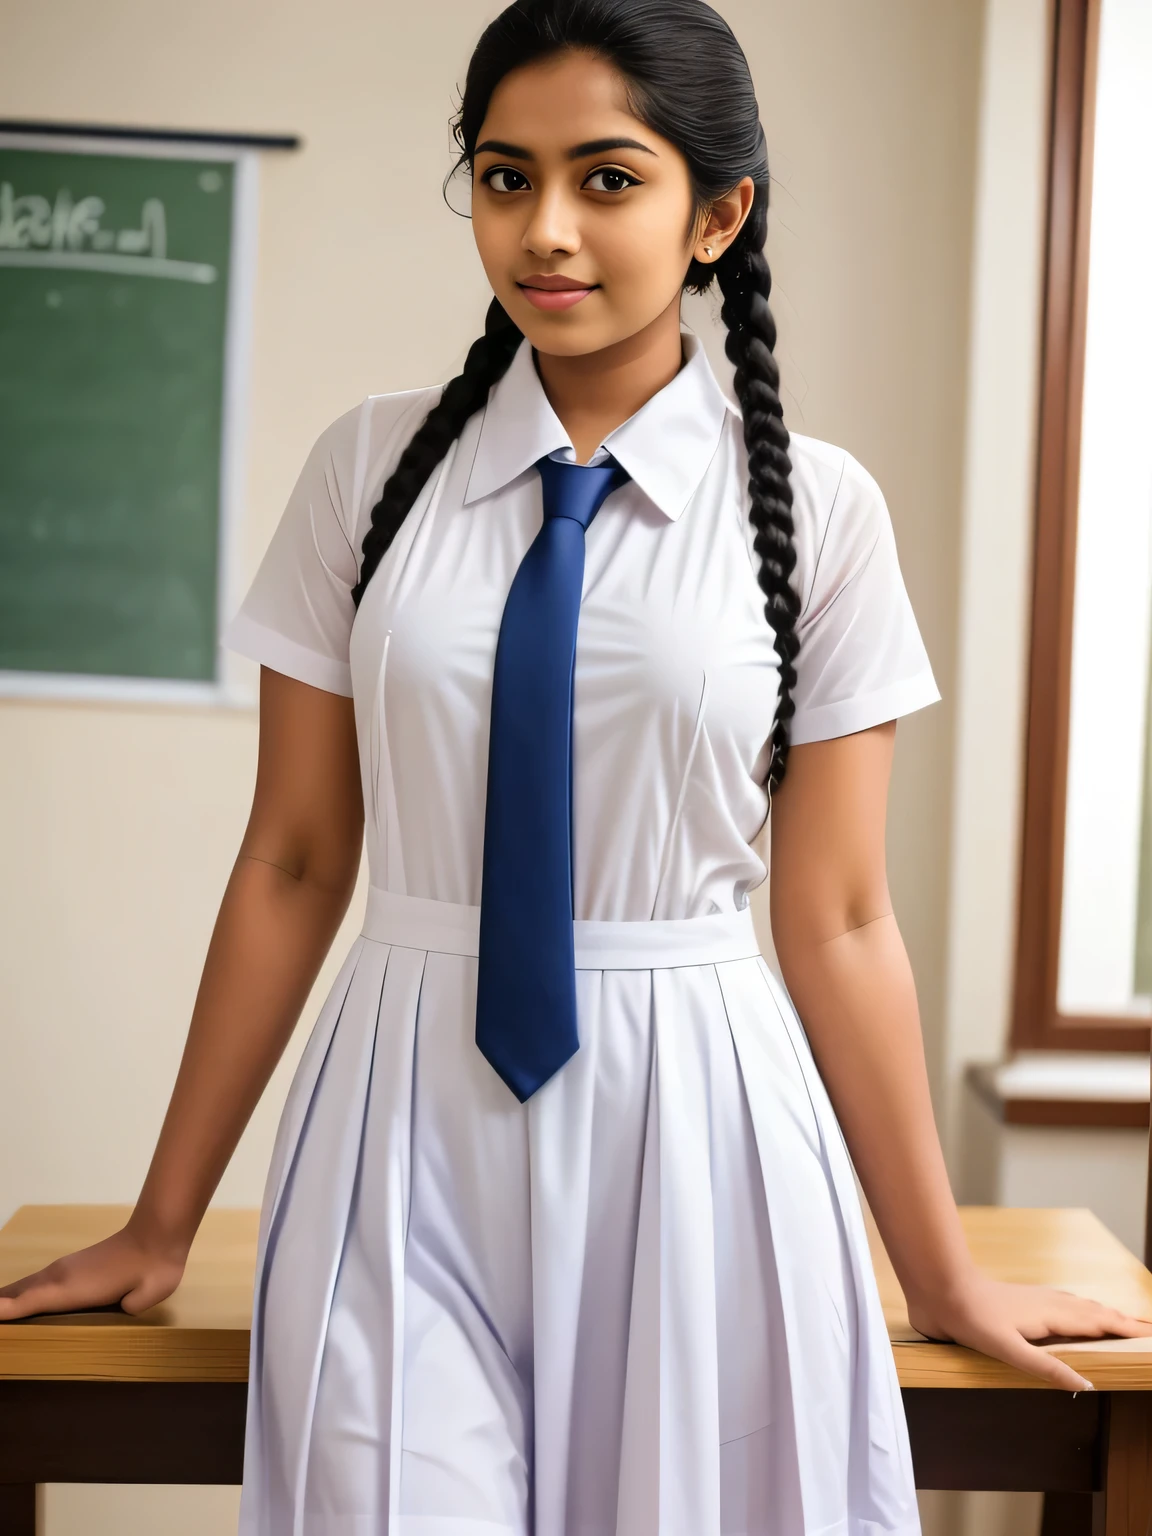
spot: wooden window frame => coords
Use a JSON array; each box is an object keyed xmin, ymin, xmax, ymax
[{"xmin": 1010, "ymin": 0, "xmax": 1148, "ymax": 1050}]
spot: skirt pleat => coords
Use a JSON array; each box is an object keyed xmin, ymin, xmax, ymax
[{"xmin": 240, "ymin": 936, "xmax": 370, "ymax": 1536}]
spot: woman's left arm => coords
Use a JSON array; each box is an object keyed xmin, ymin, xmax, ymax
[{"xmin": 768, "ymin": 720, "xmax": 1152, "ymax": 1391}]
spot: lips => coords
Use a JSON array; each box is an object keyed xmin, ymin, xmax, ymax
[
  {"xmin": 516, "ymin": 276, "xmax": 598, "ymax": 312},
  {"xmin": 517, "ymin": 275, "xmax": 597, "ymax": 291}
]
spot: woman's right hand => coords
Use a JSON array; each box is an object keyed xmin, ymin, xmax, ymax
[
  {"xmin": 1, "ymin": 674, "xmax": 362, "ymax": 1330},
  {"xmin": 0, "ymin": 1221, "xmax": 189, "ymax": 1322}
]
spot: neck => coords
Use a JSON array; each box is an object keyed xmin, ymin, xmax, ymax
[{"xmin": 532, "ymin": 298, "xmax": 686, "ymax": 465}]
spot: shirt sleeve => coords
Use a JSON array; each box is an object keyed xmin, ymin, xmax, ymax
[
  {"xmin": 785, "ymin": 448, "xmax": 941, "ymax": 745},
  {"xmin": 220, "ymin": 404, "xmax": 364, "ymax": 696}
]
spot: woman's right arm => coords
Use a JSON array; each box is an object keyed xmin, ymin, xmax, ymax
[{"xmin": 0, "ymin": 666, "xmax": 364, "ymax": 1320}]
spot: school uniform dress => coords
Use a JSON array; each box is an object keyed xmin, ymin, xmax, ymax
[{"xmin": 221, "ymin": 322, "xmax": 941, "ymax": 1536}]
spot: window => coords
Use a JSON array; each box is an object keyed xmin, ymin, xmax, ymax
[{"xmin": 1013, "ymin": 0, "xmax": 1152, "ymax": 1048}]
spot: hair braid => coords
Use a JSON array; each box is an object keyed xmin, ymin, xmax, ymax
[
  {"xmin": 715, "ymin": 241, "xmax": 799, "ymax": 794},
  {"xmin": 351, "ymin": 298, "xmax": 524, "ymax": 608}
]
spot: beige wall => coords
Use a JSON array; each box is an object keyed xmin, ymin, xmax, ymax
[
  {"xmin": 942, "ymin": 0, "xmax": 1052, "ymax": 1169},
  {"xmin": 733, "ymin": 0, "xmax": 982, "ymax": 1114},
  {"xmin": 1, "ymin": 1, "xmax": 987, "ymax": 1533}
]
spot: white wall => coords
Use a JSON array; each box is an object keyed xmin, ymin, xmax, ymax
[{"xmin": 963, "ymin": 1096, "xmax": 1148, "ymax": 1257}]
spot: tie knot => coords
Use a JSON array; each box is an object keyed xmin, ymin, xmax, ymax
[{"xmin": 536, "ymin": 453, "xmax": 631, "ymax": 531}]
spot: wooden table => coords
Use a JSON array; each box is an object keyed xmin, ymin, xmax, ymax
[{"xmin": 2, "ymin": 1204, "xmax": 1151, "ymax": 1534}]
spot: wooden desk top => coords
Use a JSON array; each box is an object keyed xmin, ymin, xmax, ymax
[
  {"xmin": 3, "ymin": 1203, "xmax": 1152, "ymax": 1389},
  {"xmin": 870, "ymin": 1205, "xmax": 1152, "ymax": 1389}
]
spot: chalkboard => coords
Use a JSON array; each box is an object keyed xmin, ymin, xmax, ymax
[{"xmin": 0, "ymin": 143, "xmax": 242, "ymax": 689}]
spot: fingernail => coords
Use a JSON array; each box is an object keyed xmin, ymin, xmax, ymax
[{"xmin": 1078, "ymin": 1378, "xmax": 1096, "ymax": 1391}]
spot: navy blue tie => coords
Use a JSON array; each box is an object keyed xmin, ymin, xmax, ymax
[{"xmin": 475, "ymin": 452, "xmax": 632, "ymax": 1101}]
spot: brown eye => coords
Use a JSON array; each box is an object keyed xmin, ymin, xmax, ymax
[
  {"xmin": 481, "ymin": 167, "xmax": 531, "ymax": 193},
  {"xmin": 584, "ymin": 167, "xmax": 642, "ymax": 193}
]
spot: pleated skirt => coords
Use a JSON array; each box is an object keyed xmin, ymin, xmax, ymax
[{"xmin": 237, "ymin": 926, "xmax": 921, "ymax": 1536}]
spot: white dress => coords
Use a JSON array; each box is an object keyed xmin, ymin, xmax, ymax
[{"xmin": 221, "ymin": 322, "xmax": 941, "ymax": 1536}]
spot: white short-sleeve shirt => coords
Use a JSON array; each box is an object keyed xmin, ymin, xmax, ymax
[{"xmin": 222, "ymin": 321, "xmax": 939, "ymax": 920}]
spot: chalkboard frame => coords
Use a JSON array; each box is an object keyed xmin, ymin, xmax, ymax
[{"xmin": 0, "ymin": 129, "xmax": 262, "ymax": 708}]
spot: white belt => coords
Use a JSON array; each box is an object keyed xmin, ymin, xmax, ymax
[{"xmin": 361, "ymin": 887, "xmax": 762, "ymax": 970}]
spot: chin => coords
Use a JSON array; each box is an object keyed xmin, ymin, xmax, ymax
[
  {"xmin": 528, "ymin": 330, "xmax": 613, "ymax": 358},
  {"xmin": 510, "ymin": 314, "xmax": 601, "ymax": 355}
]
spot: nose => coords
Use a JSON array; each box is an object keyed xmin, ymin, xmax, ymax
[{"xmin": 521, "ymin": 181, "xmax": 581, "ymax": 258}]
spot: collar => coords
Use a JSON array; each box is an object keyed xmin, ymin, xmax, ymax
[{"xmin": 462, "ymin": 323, "xmax": 738, "ymax": 522}]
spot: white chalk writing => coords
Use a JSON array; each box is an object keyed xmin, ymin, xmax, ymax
[{"xmin": 0, "ymin": 183, "xmax": 217, "ymax": 283}]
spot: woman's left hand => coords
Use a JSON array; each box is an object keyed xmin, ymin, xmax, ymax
[{"xmin": 906, "ymin": 1273, "xmax": 1152, "ymax": 1391}]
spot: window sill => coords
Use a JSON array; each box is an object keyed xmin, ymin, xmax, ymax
[{"xmin": 966, "ymin": 1052, "xmax": 1151, "ymax": 1128}]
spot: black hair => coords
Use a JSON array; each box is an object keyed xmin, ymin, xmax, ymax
[{"xmin": 350, "ymin": 0, "xmax": 799, "ymax": 793}]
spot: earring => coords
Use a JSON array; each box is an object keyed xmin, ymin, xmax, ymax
[{"xmin": 704, "ymin": 245, "xmax": 714, "ymax": 257}]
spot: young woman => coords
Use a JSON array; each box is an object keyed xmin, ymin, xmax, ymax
[{"xmin": 5, "ymin": 2, "xmax": 1150, "ymax": 1531}]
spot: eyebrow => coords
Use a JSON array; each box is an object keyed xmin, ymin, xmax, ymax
[{"xmin": 473, "ymin": 136, "xmax": 658, "ymax": 161}]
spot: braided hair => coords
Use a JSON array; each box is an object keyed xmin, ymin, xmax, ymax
[{"xmin": 351, "ymin": 0, "xmax": 799, "ymax": 793}]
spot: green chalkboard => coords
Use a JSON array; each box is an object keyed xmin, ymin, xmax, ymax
[{"xmin": 0, "ymin": 145, "xmax": 236, "ymax": 684}]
